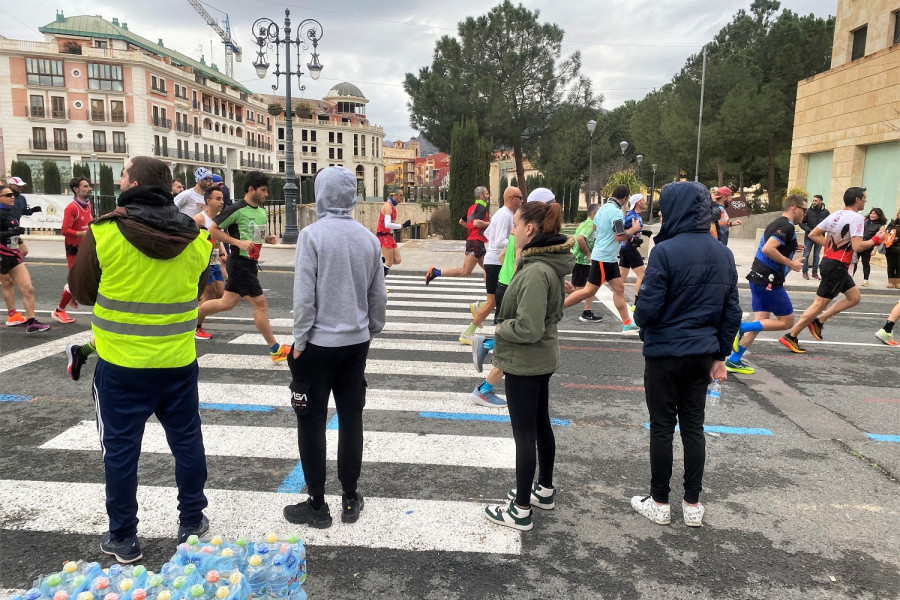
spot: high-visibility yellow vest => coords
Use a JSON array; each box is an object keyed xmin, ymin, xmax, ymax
[{"xmin": 91, "ymin": 220, "xmax": 210, "ymax": 368}]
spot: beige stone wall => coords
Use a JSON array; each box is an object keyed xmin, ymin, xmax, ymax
[
  {"xmin": 788, "ymin": 43, "xmax": 900, "ymax": 212},
  {"xmin": 831, "ymin": 0, "xmax": 899, "ymax": 68}
]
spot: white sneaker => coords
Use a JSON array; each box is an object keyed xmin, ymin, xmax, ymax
[
  {"xmin": 682, "ymin": 501, "xmax": 705, "ymax": 527},
  {"xmin": 631, "ymin": 495, "xmax": 670, "ymax": 525}
]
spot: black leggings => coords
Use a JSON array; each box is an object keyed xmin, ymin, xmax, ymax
[
  {"xmin": 887, "ymin": 250, "xmax": 900, "ymax": 279},
  {"xmin": 288, "ymin": 341, "xmax": 370, "ymax": 498},
  {"xmin": 859, "ymin": 248, "xmax": 873, "ymax": 280},
  {"xmin": 505, "ymin": 372, "xmax": 555, "ymax": 507}
]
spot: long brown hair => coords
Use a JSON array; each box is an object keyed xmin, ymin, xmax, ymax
[{"xmin": 517, "ymin": 202, "xmax": 562, "ymax": 235}]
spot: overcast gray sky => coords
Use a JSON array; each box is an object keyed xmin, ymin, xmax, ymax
[{"xmin": 2, "ymin": 0, "xmax": 837, "ymax": 145}]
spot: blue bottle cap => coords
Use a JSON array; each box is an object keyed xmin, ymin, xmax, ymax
[
  {"xmin": 109, "ymin": 565, "xmax": 123, "ymax": 577},
  {"xmin": 25, "ymin": 589, "xmax": 42, "ymax": 600}
]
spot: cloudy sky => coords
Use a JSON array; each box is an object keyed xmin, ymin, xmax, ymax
[{"xmin": 2, "ymin": 0, "xmax": 836, "ymax": 145}]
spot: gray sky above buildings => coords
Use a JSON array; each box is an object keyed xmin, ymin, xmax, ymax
[{"xmin": 2, "ymin": 0, "xmax": 837, "ymax": 146}]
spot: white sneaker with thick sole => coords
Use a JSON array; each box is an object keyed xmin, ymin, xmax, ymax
[
  {"xmin": 682, "ymin": 501, "xmax": 705, "ymax": 527},
  {"xmin": 631, "ymin": 495, "xmax": 670, "ymax": 525}
]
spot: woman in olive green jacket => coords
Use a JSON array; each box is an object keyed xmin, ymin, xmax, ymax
[{"xmin": 484, "ymin": 200, "xmax": 575, "ymax": 532}]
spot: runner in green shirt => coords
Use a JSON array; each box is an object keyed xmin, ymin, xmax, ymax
[{"xmin": 572, "ymin": 204, "xmax": 600, "ymax": 322}]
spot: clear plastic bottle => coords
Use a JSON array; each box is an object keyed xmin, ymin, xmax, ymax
[
  {"xmin": 188, "ymin": 584, "xmax": 205, "ymax": 600},
  {"xmin": 89, "ymin": 578, "xmax": 110, "ymax": 599},
  {"xmin": 142, "ymin": 575, "xmax": 164, "ymax": 600},
  {"xmin": 264, "ymin": 559, "xmax": 289, "ymax": 600},
  {"xmin": 53, "ymin": 592, "xmax": 69, "ymax": 600},
  {"xmin": 209, "ymin": 537, "xmax": 224, "ymax": 555},
  {"xmin": 75, "ymin": 592, "xmax": 93, "ymax": 600},
  {"xmin": 24, "ymin": 589, "xmax": 41, "ymax": 600},
  {"xmin": 130, "ymin": 590, "xmax": 146, "ymax": 600},
  {"xmin": 706, "ymin": 379, "xmax": 722, "ymax": 407},
  {"xmin": 202, "ymin": 571, "xmax": 221, "ymax": 597},
  {"xmin": 214, "ymin": 588, "xmax": 230, "ymax": 600},
  {"xmin": 41, "ymin": 574, "xmax": 65, "ymax": 598},
  {"xmin": 231, "ymin": 539, "xmax": 249, "ymax": 571},
  {"xmin": 244, "ymin": 556, "xmax": 267, "ymax": 599}
]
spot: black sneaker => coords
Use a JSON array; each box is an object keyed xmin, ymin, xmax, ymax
[
  {"xmin": 424, "ymin": 267, "xmax": 438, "ymax": 285},
  {"xmin": 341, "ymin": 493, "xmax": 364, "ymax": 524},
  {"xmin": 578, "ymin": 312, "xmax": 602, "ymax": 322},
  {"xmin": 284, "ymin": 498, "xmax": 333, "ymax": 528},
  {"xmin": 778, "ymin": 334, "xmax": 806, "ymax": 354},
  {"xmin": 808, "ymin": 318, "xmax": 824, "ymax": 341},
  {"xmin": 100, "ymin": 531, "xmax": 143, "ymax": 563},
  {"xmin": 176, "ymin": 514, "xmax": 209, "ymax": 544},
  {"xmin": 66, "ymin": 344, "xmax": 87, "ymax": 381}
]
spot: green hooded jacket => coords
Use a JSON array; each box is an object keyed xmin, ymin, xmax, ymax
[{"xmin": 493, "ymin": 233, "xmax": 576, "ymax": 376}]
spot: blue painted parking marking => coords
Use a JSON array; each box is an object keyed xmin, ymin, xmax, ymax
[
  {"xmin": 867, "ymin": 433, "xmax": 900, "ymax": 443},
  {"xmin": 642, "ymin": 423, "xmax": 774, "ymax": 436},
  {"xmin": 326, "ymin": 414, "xmax": 339, "ymax": 430},
  {"xmin": 276, "ymin": 461, "xmax": 307, "ymax": 493},
  {"xmin": 420, "ymin": 411, "xmax": 572, "ymax": 426},
  {"xmin": 0, "ymin": 394, "xmax": 33, "ymax": 402},
  {"xmin": 200, "ymin": 402, "xmax": 273, "ymax": 412}
]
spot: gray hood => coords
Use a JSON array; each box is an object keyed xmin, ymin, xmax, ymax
[{"xmin": 314, "ymin": 166, "xmax": 357, "ymax": 219}]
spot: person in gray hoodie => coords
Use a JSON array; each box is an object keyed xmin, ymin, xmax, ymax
[{"xmin": 283, "ymin": 166, "xmax": 387, "ymax": 529}]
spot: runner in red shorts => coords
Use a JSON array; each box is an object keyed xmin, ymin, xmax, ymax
[
  {"xmin": 378, "ymin": 188, "xmax": 410, "ymax": 276},
  {"xmin": 425, "ymin": 186, "xmax": 491, "ymax": 284}
]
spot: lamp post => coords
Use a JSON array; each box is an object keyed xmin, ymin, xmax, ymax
[
  {"xmin": 649, "ymin": 163, "xmax": 658, "ymax": 224},
  {"xmin": 586, "ymin": 120, "xmax": 596, "ymax": 205},
  {"xmin": 636, "ymin": 154, "xmax": 643, "ymax": 182},
  {"xmin": 619, "ymin": 140, "xmax": 628, "ymax": 171},
  {"xmin": 251, "ymin": 10, "xmax": 324, "ymax": 244},
  {"xmin": 90, "ymin": 152, "xmax": 98, "ymax": 203}
]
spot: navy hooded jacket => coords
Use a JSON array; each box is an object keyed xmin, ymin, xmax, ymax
[{"xmin": 634, "ymin": 181, "xmax": 742, "ymax": 359}]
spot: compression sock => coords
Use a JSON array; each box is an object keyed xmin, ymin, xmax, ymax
[
  {"xmin": 622, "ymin": 318, "xmax": 633, "ymax": 326},
  {"xmin": 484, "ymin": 338, "xmax": 494, "ymax": 350},
  {"xmin": 885, "ymin": 320, "xmax": 896, "ymax": 334},
  {"xmin": 8, "ymin": 309, "xmax": 16, "ymax": 316},
  {"xmin": 478, "ymin": 381, "xmax": 493, "ymax": 393},
  {"xmin": 58, "ymin": 289, "xmax": 73, "ymax": 312},
  {"xmin": 270, "ymin": 343, "xmax": 281, "ymax": 353},
  {"xmin": 740, "ymin": 321, "xmax": 764, "ymax": 335},
  {"xmin": 729, "ymin": 344, "xmax": 748, "ymax": 363},
  {"xmin": 384, "ymin": 265, "xmax": 390, "ymax": 277},
  {"xmin": 433, "ymin": 268, "xmax": 442, "ymax": 277},
  {"xmin": 81, "ymin": 340, "xmax": 96, "ymax": 356},
  {"xmin": 463, "ymin": 323, "xmax": 477, "ymax": 336}
]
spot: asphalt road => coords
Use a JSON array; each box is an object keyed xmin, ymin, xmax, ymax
[{"xmin": 1, "ymin": 264, "xmax": 898, "ymax": 600}]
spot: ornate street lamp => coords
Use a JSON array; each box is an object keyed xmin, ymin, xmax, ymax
[
  {"xmin": 636, "ymin": 154, "xmax": 643, "ymax": 183},
  {"xmin": 90, "ymin": 152, "xmax": 98, "ymax": 202},
  {"xmin": 649, "ymin": 163, "xmax": 658, "ymax": 224},
  {"xmin": 586, "ymin": 120, "xmax": 596, "ymax": 205},
  {"xmin": 251, "ymin": 10, "xmax": 324, "ymax": 244},
  {"xmin": 619, "ymin": 141, "xmax": 628, "ymax": 171}
]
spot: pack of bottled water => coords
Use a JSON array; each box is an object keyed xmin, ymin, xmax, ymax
[{"xmin": 15, "ymin": 533, "xmax": 308, "ymax": 600}]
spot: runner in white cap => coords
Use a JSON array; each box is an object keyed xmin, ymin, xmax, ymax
[
  {"xmin": 619, "ymin": 193, "xmax": 652, "ymax": 306},
  {"xmin": 174, "ymin": 167, "xmax": 213, "ymax": 217}
]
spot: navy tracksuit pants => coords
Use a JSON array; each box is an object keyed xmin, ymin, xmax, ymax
[{"xmin": 93, "ymin": 358, "xmax": 208, "ymax": 539}]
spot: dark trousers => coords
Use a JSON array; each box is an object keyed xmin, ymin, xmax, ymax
[
  {"xmin": 505, "ymin": 372, "xmax": 555, "ymax": 507},
  {"xmin": 288, "ymin": 341, "xmax": 369, "ymax": 497},
  {"xmin": 887, "ymin": 250, "xmax": 900, "ymax": 279},
  {"xmin": 93, "ymin": 358, "xmax": 207, "ymax": 539},
  {"xmin": 802, "ymin": 241, "xmax": 822, "ymax": 275},
  {"xmin": 859, "ymin": 248, "xmax": 873, "ymax": 280},
  {"xmin": 643, "ymin": 355, "xmax": 714, "ymax": 504},
  {"xmin": 494, "ymin": 283, "xmax": 508, "ymax": 324}
]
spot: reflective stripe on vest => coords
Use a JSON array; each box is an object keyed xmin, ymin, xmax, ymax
[{"xmin": 91, "ymin": 220, "xmax": 210, "ymax": 368}]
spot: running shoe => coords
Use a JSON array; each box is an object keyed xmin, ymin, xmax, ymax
[
  {"xmin": 25, "ymin": 320, "xmax": 50, "ymax": 333},
  {"xmin": 507, "ymin": 483, "xmax": 556, "ymax": 510},
  {"xmin": 808, "ymin": 318, "xmax": 824, "ymax": 341},
  {"xmin": 778, "ymin": 334, "xmax": 806, "ymax": 354},
  {"xmin": 682, "ymin": 501, "xmax": 705, "ymax": 527},
  {"xmin": 66, "ymin": 344, "xmax": 88, "ymax": 381},
  {"xmin": 630, "ymin": 495, "xmax": 670, "ymax": 525},
  {"xmin": 471, "ymin": 387, "xmax": 507, "ymax": 407},
  {"xmin": 469, "ymin": 301, "xmax": 483, "ymax": 319},
  {"xmin": 5, "ymin": 311, "xmax": 26, "ymax": 327},
  {"xmin": 579, "ymin": 312, "xmax": 602, "ymax": 322},
  {"xmin": 875, "ymin": 329, "xmax": 898, "ymax": 346},
  {"xmin": 732, "ymin": 330, "xmax": 742, "ymax": 353},
  {"xmin": 271, "ymin": 344, "xmax": 291, "ymax": 363},
  {"xmin": 100, "ymin": 532, "xmax": 143, "ymax": 564},
  {"xmin": 51, "ymin": 309, "xmax": 75, "ymax": 324},
  {"xmin": 459, "ymin": 332, "xmax": 473, "ymax": 346},
  {"xmin": 484, "ymin": 500, "xmax": 533, "ymax": 531},
  {"xmin": 424, "ymin": 267, "xmax": 438, "ymax": 285},
  {"xmin": 194, "ymin": 327, "xmax": 213, "ymax": 340},
  {"xmin": 622, "ymin": 322, "xmax": 640, "ymax": 334},
  {"xmin": 472, "ymin": 334, "xmax": 490, "ymax": 373},
  {"xmin": 725, "ymin": 358, "xmax": 755, "ymax": 374}
]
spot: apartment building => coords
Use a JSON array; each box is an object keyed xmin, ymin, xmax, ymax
[
  {"xmin": 0, "ymin": 12, "xmax": 275, "ymax": 192},
  {"xmin": 788, "ymin": 0, "xmax": 900, "ymax": 217}
]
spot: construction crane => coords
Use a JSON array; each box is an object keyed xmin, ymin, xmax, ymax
[{"xmin": 186, "ymin": 0, "xmax": 242, "ymax": 79}]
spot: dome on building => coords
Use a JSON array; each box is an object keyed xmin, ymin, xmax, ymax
[{"xmin": 326, "ymin": 82, "xmax": 366, "ymax": 100}]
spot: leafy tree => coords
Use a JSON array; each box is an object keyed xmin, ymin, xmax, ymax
[
  {"xmin": 405, "ymin": 0, "xmax": 582, "ymax": 195},
  {"xmin": 42, "ymin": 160, "xmax": 61, "ymax": 194},
  {"xmin": 268, "ymin": 176, "xmax": 285, "ymax": 201},
  {"xmin": 72, "ymin": 163, "xmax": 91, "ymax": 181},
  {"xmin": 448, "ymin": 118, "xmax": 479, "ymax": 240},
  {"xmin": 99, "ymin": 165, "xmax": 114, "ymax": 196},
  {"xmin": 499, "ymin": 175, "xmax": 508, "ymax": 195},
  {"xmin": 10, "ymin": 161, "xmax": 32, "ymax": 190},
  {"xmin": 232, "ymin": 171, "xmax": 245, "ymax": 198}
]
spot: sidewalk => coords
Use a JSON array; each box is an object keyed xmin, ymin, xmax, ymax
[{"xmin": 20, "ymin": 234, "xmax": 898, "ymax": 292}]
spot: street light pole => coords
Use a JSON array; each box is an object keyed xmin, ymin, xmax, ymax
[
  {"xmin": 252, "ymin": 10, "xmax": 324, "ymax": 244},
  {"xmin": 649, "ymin": 163, "xmax": 657, "ymax": 224},
  {"xmin": 586, "ymin": 120, "xmax": 596, "ymax": 207},
  {"xmin": 619, "ymin": 141, "xmax": 628, "ymax": 172},
  {"xmin": 90, "ymin": 152, "xmax": 98, "ymax": 204},
  {"xmin": 636, "ymin": 154, "xmax": 643, "ymax": 183}
]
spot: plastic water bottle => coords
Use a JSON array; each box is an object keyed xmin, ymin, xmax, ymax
[
  {"xmin": 209, "ymin": 537, "xmax": 224, "ymax": 555},
  {"xmin": 214, "ymin": 588, "xmax": 230, "ymax": 600},
  {"xmin": 24, "ymin": 589, "xmax": 42, "ymax": 600},
  {"xmin": 244, "ymin": 555, "xmax": 267, "ymax": 599},
  {"xmin": 265, "ymin": 559, "xmax": 289, "ymax": 600},
  {"xmin": 53, "ymin": 592, "xmax": 69, "ymax": 600},
  {"xmin": 41, "ymin": 574, "xmax": 65, "ymax": 598},
  {"xmin": 188, "ymin": 584, "xmax": 205, "ymax": 600},
  {"xmin": 707, "ymin": 379, "xmax": 722, "ymax": 407},
  {"xmin": 201, "ymin": 571, "xmax": 221, "ymax": 597},
  {"xmin": 142, "ymin": 575, "xmax": 163, "ymax": 600},
  {"xmin": 89, "ymin": 577, "xmax": 110, "ymax": 599},
  {"xmin": 231, "ymin": 539, "xmax": 249, "ymax": 570}
]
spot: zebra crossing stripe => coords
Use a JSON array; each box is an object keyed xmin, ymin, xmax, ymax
[
  {"xmin": 197, "ymin": 384, "xmax": 500, "ymax": 415},
  {"xmin": 386, "ymin": 276, "xmax": 485, "ymax": 287},
  {"xmin": 41, "ymin": 421, "xmax": 516, "ymax": 468},
  {"xmin": 227, "ymin": 335, "xmax": 471, "ymax": 353},
  {"xmin": 383, "ymin": 322, "xmax": 494, "ymax": 334},
  {"xmin": 0, "ymin": 480, "xmax": 520, "ymax": 554},
  {"xmin": 198, "ymin": 355, "xmax": 482, "ymax": 377},
  {"xmin": 380, "ymin": 292, "xmax": 484, "ymax": 301},
  {"xmin": 0, "ymin": 331, "xmax": 93, "ymax": 374}
]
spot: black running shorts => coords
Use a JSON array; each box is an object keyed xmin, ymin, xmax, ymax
[
  {"xmin": 225, "ymin": 255, "xmax": 264, "ymax": 298},
  {"xmin": 816, "ymin": 258, "xmax": 855, "ymax": 299},
  {"xmin": 571, "ymin": 263, "xmax": 590, "ymax": 288},
  {"xmin": 618, "ymin": 245, "xmax": 644, "ymax": 269},
  {"xmin": 587, "ymin": 260, "xmax": 621, "ymax": 286},
  {"xmin": 484, "ymin": 264, "xmax": 501, "ymax": 295}
]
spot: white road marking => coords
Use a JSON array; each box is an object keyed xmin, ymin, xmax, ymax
[
  {"xmin": 383, "ymin": 290, "xmax": 485, "ymax": 300},
  {"xmin": 228, "ymin": 335, "xmax": 471, "ymax": 353},
  {"xmin": 0, "ymin": 331, "xmax": 93, "ymax": 374},
  {"xmin": 0, "ymin": 480, "xmax": 520, "ymax": 554},
  {"xmin": 197, "ymin": 384, "xmax": 498, "ymax": 414},
  {"xmin": 387, "ymin": 300, "xmax": 480, "ymax": 309},
  {"xmin": 41, "ymin": 421, "xmax": 515, "ymax": 469},
  {"xmin": 383, "ymin": 322, "xmax": 494, "ymax": 334},
  {"xmin": 386, "ymin": 275, "xmax": 484, "ymax": 287},
  {"xmin": 198, "ymin": 355, "xmax": 480, "ymax": 377}
]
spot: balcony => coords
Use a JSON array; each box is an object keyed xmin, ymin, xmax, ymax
[
  {"xmin": 240, "ymin": 158, "xmax": 271, "ymax": 170},
  {"xmin": 113, "ymin": 144, "xmax": 128, "ymax": 154},
  {"xmin": 26, "ymin": 107, "xmax": 70, "ymax": 121},
  {"xmin": 247, "ymin": 139, "xmax": 258, "ymax": 148},
  {"xmin": 54, "ymin": 141, "xmax": 68, "ymax": 151},
  {"xmin": 153, "ymin": 145, "xmax": 176, "ymax": 158},
  {"xmin": 151, "ymin": 117, "xmax": 172, "ymax": 130},
  {"xmin": 202, "ymin": 104, "xmax": 212, "ymax": 113},
  {"xmin": 175, "ymin": 121, "xmax": 197, "ymax": 136},
  {"xmin": 29, "ymin": 139, "xmax": 48, "ymax": 150},
  {"xmin": 94, "ymin": 144, "xmax": 108, "ymax": 153},
  {"xmin": 193, "ymin": 101, "xmax": 201, "ymax": 110}
]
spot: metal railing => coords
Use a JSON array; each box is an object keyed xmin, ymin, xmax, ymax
[
  {"xmin": 240, "ymin": 158, "xmax": 272, "ymax": 169},
  {"xmin": 29, "ymin": 139, "xmax": 48, "ymax": 150},
  {"xmin": 27, "ymin": 107, "xmax": 70, "ymax": 120},
  {"xmin": 152, "ymin": 117, "xmax": 172, "ymax": 129}
]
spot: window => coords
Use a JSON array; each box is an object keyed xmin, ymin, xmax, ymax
[
  {"xmin": 51, "ymin": 96, "xmax": 66, "ymax": 119},
  {"xmin": 151, "ymin": 75, "xmax": 167, "ymax": 94},
  {"xmin": 302, "ymin": 162, "xmax": 308, "ymax": 174},
  {"xmin": 94, "ymin": 40, "xmax": 108, "ymax": 49},
  {"xmin": 329, "ymin": 132, "xmax": 335, "ymax": 143},
  {"xmin": 88, "ymin": 63, "xmax": 124, "ymax": 91},
  {"xmin": 301, "ymin": 129, "xmax": 308, "ymax": 142},
  {"xmin": 111, "ymin": 100, "xmax": 125, "ymax": 122},
  {"xmin": 310, "ymin": 131, "xmax": 317, "ymax": 142},
  {"xmin": 279, "ymin": 143, "xmax": 285, "ymax": 152},
  {"xmin": 310, "ymin": 146, "xmax": 316, "ymax": 154},
  {"xmin": 329, "ymin": 148, "xmax": 335, "ymax": 159},
  {"xmin": 337, "ymin": 148, "xmax": 343, "ymax": 160},
  {"xmin": 354, "ymin": 134, "xmax": 359, "ymax": 156},
  {"xmin": 337, "ymin": 133, "xmax": 343, "ymax": 144},
  {"xmin": 311, "ymin": 162, "xmax": 317, "ymax": 173},
  {"xmin": 29, "ymin": 95, "xmax": 45, "ymax": 117},
  {"xmin": 894, "ymin": 12, "xmax": 900, "ymax": 46},
  {"xmin": 32, "ymin": 127, "xmax": 47, "ymax": 149},
  {"xmin": 113, "ymin": 132, "xmax": 126, "ymax": 153},
  {"xmin": 91, "ymin": 99, "xmax": 105, "ymax": 121},
  {"xmin": 279, "ymin": 127, "xmax": 286, "ymax": 140},
  {"xmin": 26, "ymin": 58, "xmax": 64, "ymax": 86},
  {"xmin": 53, "ymin": 128, "xmax": 67, "ymax": 151},
  {"xmin": 93, "ymin": 130, "xmax": 107, "ymax": 152},
  {"xmin": 851, "ymin": 26, "xmax": 867, "ymax": 61},
  {"xmin": 361, "ymin": 135, "xmax": 366, "ymax": 157},
  {"xmin": 279, "ymin": 160, "xmax": 285, "ymax": 173}
]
